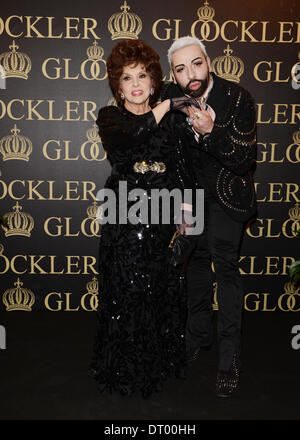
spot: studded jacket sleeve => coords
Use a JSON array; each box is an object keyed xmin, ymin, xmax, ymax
[{"xmin": 201, "ymin": 89, "xmax": 257, "ymax": 176}]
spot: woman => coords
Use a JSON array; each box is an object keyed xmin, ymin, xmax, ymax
[{"xmin": 88, "ymin": 39, "xmax": 195, "ymax": 398}]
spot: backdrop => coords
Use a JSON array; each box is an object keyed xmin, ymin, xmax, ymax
[{"xmin": 0, "ymin": 0, "xmax": 299, "ymax": 313}]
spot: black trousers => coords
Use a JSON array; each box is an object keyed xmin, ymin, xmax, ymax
[{"xmin": 186, "ymin": 192, "xmax": 244, "ymax": 372}]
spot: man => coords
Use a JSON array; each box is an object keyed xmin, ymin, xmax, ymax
[{"xmin": 162, "ymin": 36, "xmax": 257, "ymax": 397}]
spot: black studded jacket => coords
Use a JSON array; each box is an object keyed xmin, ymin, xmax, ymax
[{"xmin": 161, "ymin": 73, "xmax": 257, "ymax": 223}]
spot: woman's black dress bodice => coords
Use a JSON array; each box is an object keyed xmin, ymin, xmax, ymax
[{"xmin": 97, "ymin": 105, "xmax": 189, "ymax": 193}]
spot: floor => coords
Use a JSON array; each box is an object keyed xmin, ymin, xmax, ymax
[{"xmin": 0, "ymin": 311, "xmax": 299, "ymax": 421}]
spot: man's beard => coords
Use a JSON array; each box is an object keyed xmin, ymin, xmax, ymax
[{"xmin": 182, "ymin": 74, "xmax": 209, "ymax": 98}]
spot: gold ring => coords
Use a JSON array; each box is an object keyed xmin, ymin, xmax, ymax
[{"xmin": 194, "ymin": 112, "xmax": 202, "ymax": 119}]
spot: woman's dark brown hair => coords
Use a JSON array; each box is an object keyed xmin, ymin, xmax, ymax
[{"xmin": 106, "ymin": 39, "xmax": 163, "ymax": 107}]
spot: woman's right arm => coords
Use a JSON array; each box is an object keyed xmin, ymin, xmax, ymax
[
  {"xmin": 96, "ymin": 98, "xmax": 192, "ymax": 150},
  {"xmin": 151, "ymin": 99, "xmax": 170, "ymax": 124},
  {"xmin": 97, "ymin": 106, "xmax": 161, "ymax": 149}
]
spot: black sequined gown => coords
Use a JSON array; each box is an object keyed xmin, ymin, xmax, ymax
[{"xmin": 89, "ymin": 105, "xmax": 190, "ymax": 398}]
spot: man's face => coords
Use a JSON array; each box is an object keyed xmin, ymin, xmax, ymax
[{"xmin": 171, "ymin": 45, "xmax": 211, "ymax": 98}]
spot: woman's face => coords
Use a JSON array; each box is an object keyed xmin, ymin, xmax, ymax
[{"xmin": 119, "ymin": 63, "xmax": 153, "ymax": 107}]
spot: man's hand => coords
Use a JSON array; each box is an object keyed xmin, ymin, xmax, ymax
[
  {"xmin": 187, "ymin": 104, "xmax": 214, "ymax": 135},
  {"xmin": 177, "ymin": 206, "xmax": 194, "ymax": 235}
]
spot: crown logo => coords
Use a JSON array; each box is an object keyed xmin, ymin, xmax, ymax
[
  {"xmin": 211, "ymin": 45, "xmax": 244, "ymax": 83},
  {"xmin": 196, "ymin": 1, "xmax": 215, "ymax": 21},
  {"xmin": 86, "ymin": 124, "xmax": 101, "ymax": 143},
  {"xmin": 283, "ymin": 281, "xmax": 300, "ymax": 295},
  {"xmin": 82, "ymin": 41, "xmax": 107, "ymax": 80},
  {"xmin": 1, "ymin": 202, "xmax": 34, "ymax": 237},
  {"xmin": 82, "ymin": 201, "xmax": 101, "ymax": 236},
  {"xmin": 292, "ymin": 128, "xmax": 300, "ymax": 144},
  {"xmin": 289, "ymin": 203, "xmax": 300, "ymax": 221},
  {"xmin": 86, "ymin": 201, "xmax": 99, "ymax": 219},
  {"xmin": 3, "ymin": 278, "xmax": 35, "ymax": 311},
  {"xmin": 0, "ymin": 124, "xmax": 32, "ymax": 161},
  {"xmin": 86, "ymin": 41, "xmax": 105, "ymax": 61},
  {"xmin": 108, "ymin": 1, "xmax": 142, "ymax": 40},
  {"xmin": 0, "ymin": 41, "xmax": 32, "ymax": 79},
  {"xmin": 82, "ymin": 124, "xmax": 107, "ymax": 162},
  {"xmin": 85, "ymin": 277, "xmax": 99, "ymax": 310},
  {"xmin": 86, "ymin": 276, "xmax": 99, "ymax": 294},
  {"xmin": 288, "ymin": 202, "xmax": 300, "ymax": 237}
]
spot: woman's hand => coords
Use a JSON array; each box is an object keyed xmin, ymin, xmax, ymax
[{"xmin": 170, "ymin": 96, "xmax": 201, "ymax": 116}]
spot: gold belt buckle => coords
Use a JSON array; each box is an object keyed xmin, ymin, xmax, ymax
[{"xmin": 133, "ymin": 161, "xmax": 166, "ymax": 174}]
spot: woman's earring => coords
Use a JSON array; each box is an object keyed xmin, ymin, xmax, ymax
[
  {"xmin": 150, "ymin": 88, "xmax": 154, "ymax": 96},
  {"xmin": 120, "ymin": 92, "xmax": 125, "ymax": 100}
]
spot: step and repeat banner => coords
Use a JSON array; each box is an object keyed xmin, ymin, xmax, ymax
[{"xmin": 0, "ymin": 0, "xmax": 299, "ymax": 312}]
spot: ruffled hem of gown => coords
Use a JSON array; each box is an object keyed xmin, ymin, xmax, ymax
[{"xmin": 88, "ymin": 250, "xmax": 187, "ymax": 399}]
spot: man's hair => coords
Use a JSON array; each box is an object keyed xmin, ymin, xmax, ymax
[{"xmin": 167, "ymin": 36, "xmax": 207, "ymax": 67}]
